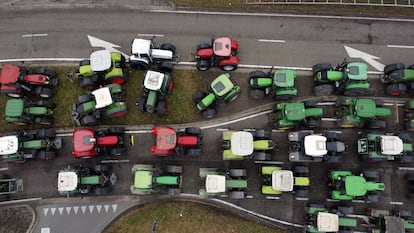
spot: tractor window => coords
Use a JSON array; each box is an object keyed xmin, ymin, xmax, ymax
[
  {"xmin": 348, "ymin": 66, "xmax": 359, "ymax": 75},
  {"xmin": 214, "ymin": 42, "xmax": 222, "ymax": 51},
  {"xmin": 275, "ymin": 73, "xmax": 286, "ymax": 82},
  {"xmin": 213, "ymin": 82, "xmax": 225, "ymax": 93}
]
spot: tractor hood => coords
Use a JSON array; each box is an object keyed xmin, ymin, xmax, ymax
[
  {"xmin": 205, "ymin": 174, "xmax": 226, "ymax": 193},
  {"xmin": 317, "ymin": 212, "xmax": 339, "ymax": 232},
  {"xmin": 304, "ymin": 135, "xmax": 327, "ymax": 157},
  {"xmin": 92, "ymin": 87, "xmax": 113, "ymax": 109},
  {"xmin": 0, "ymin": 136, "xmax": 19, "ymax": 155},
  {"xmin": 230, "ymin": 131, "xmax": 253, "ymax": 156},
  {"xmin": 58, "ymin": 171, "xmax": 78, "ymax": 192},
  {"xmin": 144, "ymin": 71, "xmax": 164, "ymax": 91},
  {"xmin": 271, "ymin": 170, "xmax": 294, "ymax": 191},
  {"xmin": 380, "ymin": 135, "xmax": 404, "ymax": 155},
  {"xmin": 90, "ymin": 50, "xmax": 112, "ymax": 72}
]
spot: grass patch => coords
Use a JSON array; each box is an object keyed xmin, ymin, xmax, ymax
[{"xmin": 104, "ymin": 202, "xmax": 285, "ymax": 233}]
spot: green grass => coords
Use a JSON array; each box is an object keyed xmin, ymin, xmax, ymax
[{"xmin": 104, "ymin": 202, "xmax": 285, "ymax": 233}]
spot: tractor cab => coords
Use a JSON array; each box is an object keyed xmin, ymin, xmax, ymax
[
  {"xmin": 58, "ymin": 171, "xmax": 79, "ymax": 193},
  {"xmin": 205, "ymin": 174, "xmax": 226, "ymax": 193},
  {"xmin": 273, "ymin": 70, "xmax": 296, "ymax": 88},
  {"xmin": 213, "ymin": 37, "xmax": 233, "ymax": 57},
  {"xmin": 90, "ymin": 50, "xmax": 112, "ymax": 72},
  {"xmin": 271, "ymin": 170, "xmax": 294, "ymax": 192},
  {"xmin": 316, "ymin": 212, "xmax": 339, "ymax": 232},
  {"xmin": 283, "ymin": 103, "xmax": 306, "ymax": 121},
  {"xmin": 304, "ymin": 135, "xmax": 328, "ymax": 157},
  {"xmin": 229, "ymin": 131, "xmax": 254, "ymax": 156},
  {"xmin": 210, "ymin": 73, "xmax": 235, "ymax": 98},
  {"xmin": 354, "ymin": 99, "xmax": 377, "ymax": 118},
  {"xmin": 379, "ymin": 135, "xmax": 404, "ymax": 155},
  {"xmin": 72, "ymin": 129, "xmax": 96, "ymax": 158},
  {"xmin": 152, "ymin": 126, "xmax": 177, "ymax": 151},
  {"xmin": 144, "ymin": 70, "xmax": 165, "ymax": 91},
  {"xmin": 0, "ymin": 136, "xmax": 19, "ymax": 156},
  {"xmin": 92, "ymin": 86, "xmax": 114, "ymax": 109},
  {"xmin": 346, "ymin": 62, "xmax": 368, "ymax": 81}
]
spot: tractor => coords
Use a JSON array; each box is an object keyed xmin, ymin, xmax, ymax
[
  {"xmin": 248, "ymin": 69, "xmax": 298, "ymax": 100},
  {"xmin": 367, "ymin": 209, "xmax": 414, "ymax": 233},
  {"xmin": 76, "ymin": 50, "xmax": 127, "ymax": 90},
  {"xmin": 312, "ymin": 61, "xmax": 370, "ymax": 96},
  {"xmin": 195, "ymin": 37, "xmax": 239, "ymax": 71},
  {"xmin": 304, "ymin": 204, "xmax": 357, "ymax": 233},
  {"xmin": 357, "ymin": 132, "xmax": 413, "ymax": 163},
  {"xmin": 272, "ymin": 101, "xmax": 324, "ymax": 130},
  {"xmin": 406, "ymin": 173, "xmax": 414, "ymax": 200},
  {"xmin": 136, "ymin": 70, "xmax": 173, "ymax": 116},
  {"xmin": 5, "ymin": 98, "xmax": 55, "ymax": 126},
  {"xmin": 381, "ymin": 63, "xmax": 414, "ymax": 95},
  {"xmin": 150, "ymin": 126, "xmax": 202, "ymax": 156},
  {"xmin": 130, "ymin": 164, "xmax": 183, "ymax": 195},
  {"xmin": 221, "ymin": 129, "xmax": 274, "ymax": 161},
  {"xmin": 288, "ymin": 130, "xmax": 346, "ymax": 163},
  {"xmin": 71, "ymin": 127, "xmax": 126, "ymax": 159},
  {"xmin": 199, "ymin": 167, "xmax": 248, "ymax": 199},
  {"xmin": 129, "ymin": 38, "xmax": 178, "ymax": 70},
  {"xmin": 193, "ymin": 73, "xmax": 241, "ymax": 119},
  {"xmin": 335, "ymin": 97, "xmax": 392, "ymax": 128},
  {"xmin": 0, "ymin": 175, "xmax": 23, "ymax": 201},
  {"xmin": 57, "ymin": 164, "xmax": 117, "ymax": 196},
  {"xmin": 0, "ymin": 64, "xmax": 58, "ymax": 98},
  {"xmin": 71, "ymin": 84, "xmax": 127, "ymax": 126},
  {"xmin": 329, "ymin": 170, "xmax": 385, "ymax": 203},
  {"xmin": 261, "ymin": 166, "xmax": 310, "ymax": 199},
  {"xmin": 0, "ymin": 129, "xmax": 62, "ymax": 163}
]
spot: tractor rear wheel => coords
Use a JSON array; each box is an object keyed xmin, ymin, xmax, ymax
[
  {"xmin": 201, "ymin": 108, "xmax": 217, "ymax": 119},
  {"xmin": 220, "ymin": 64, "xmax": 237, "ymax": 71},
  {"xmin": 158, "ymin": 61, "xmax": 173, "ymax": 72},
  {"xmin": 196, "ymin": 60, "xmax": 210, "ymax": 71},
  {"xmin": 156, "ymin": 100, "xmax": 167, "ymax": 117},
  {"xmin": 384, "ymin": 63, "xmax": 405, "ymax": 75},
  {"xmin": 38, "ymin": 118, "xmax": 53, "ymax": 125},
  {"xmin": 5, "ymin": 91, "xmax": 22, "ymax": 98},
  {"xmin": 78, "ymin": 94, "xmax": 94, "ymax": 104},
  {"xmin": 312, "ymin": 63, "xmax": 332, "ymax": 73},
  {"xmin": 37, "ymin": 151, "xmax": 56, "ymax": 160},
  {"xmin": 386, "ymin": 83, "xmax": 406, "ymax": 96},
  {"xmin": 136, "ymin": 96, "xmax": 147, "ymax": 112},
  {"xmin": 314, "ymin": 84, "xmax": 334, "ymax": 96},
  {"xmin": 94, "ymin": 164, "xmax": 112, "ymax": 173},
  {"xmin": 38, "ymin": 87, "xmax": 54, "ymax": 99},
  {"xmin": 80, "ymin": 115, "xmax": 98, "ymax": 126},
  {"xmin": 109, "ymin": 147, "xmax": 126, "ymax": 156},
  {"xmin": 130, "ymin": 60, "xmax": 150, "ymax": 70},
  {"xmin": 229, "ymin": 169, "xmax": 247, "ymax": 178},
  {"xmin": 303, "ymin": 100, "xmax": 317, "ymax": 108},
  {"xmin": 80, "ymin": 78, "xmax": 97, "ymax": 90},
  {"xmin": 343, "ymin": 88, "xmax": 369, "ymax": 96},
  {"xmin": 160, "ymin": 43, "xmax": 176, "ymax": 55},
  {"xmin": 37, "ymin": 128, "xmax": 56, "ymax": 139},
  {"xmin": 229, "ymin": 191, "xmax": 245, "ymax": 199},
  {"xmin": 108, "ymin": 127, "xmax": 125, "ymax": 134},
  {"xmin": 253, "ymin": 152, "xmax": 272, "ymax": 161},
  {"xmin": 408, "ymin": 64, "xmax": 414, "ymax": 70},
  {"xmin": 196, "ymin": 43, "xmax": 211, "ymax": 51},
  {"xmin": 249, "ymin": 70, "xmax": 267, "ymax": 79},
  {"xmin": 192, "ymin": 91, "xmax": 207, "ymax": 103},
  {"xmin": 185, "ymin": 127, "xmax": 201, "ymax": 135},
  {"xmin": 185, "ymin": 148, "xmax": 202, "ymax": 156},
  {"xmin": 250, "ymin": 89, "xmax": 265, "ymax": 99},
  {"xmin": 252, "ymin": 129, "xmax": 271, "ymax": 139}
]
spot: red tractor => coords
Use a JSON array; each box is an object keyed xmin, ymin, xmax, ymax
[
  {"xmin": 195, "ymin": 37, "xmax": 239, "ymax": 71},
  {"xmin": 72, "ymin": 127, "xmax": 126, "ymax": 159},
  {"xmin": 0, "ymin": 64, "xmax": 58, "ymax": 98},
  {"xmin": 150, "ymin": 126, "xmax": 202, "ymax": 156}
]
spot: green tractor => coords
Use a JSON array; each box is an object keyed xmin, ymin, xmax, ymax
[
  {"xmin": 199, "ymin": 167, "xmax": 248, "ymax": 199},
  {"xmin": 261, "ymin": 166, "xmax": 310, "ymax": 199},
  {"xmin": 404, "ymin": 99, "xmax": 414, "ymax": 131},
  {"xmin": 136, "ymin": 70, "xmax": 173, "ymax": 117},
  {"xmin": 304, "ymin": 204, "xmax": 357, "ymax": 233},
  {"xmin": 76, "ymin": 50, "xmax": 127, "ymax": 90},
  {"xmin": 248, "ymin": 69, "xmax": 298, "ymax": 100},
  {"xmin": 312, "ymin": 61, "xmax": 370, "ymax": 96},
  {"xmin": 381, "ymin": 63, "xmax": 414, "ymax": 96},
  {"xmin": 130, "ymin": 164, "xmax": 182, "ymax": 195},
  {"xmin": 71, "ymin": 84, "xmax": 127, "ymax": 126},
  {"xmin": 368, "ymin": 209, "xmax": 414, "ymax": 233},
  {"xmin": 0, "ymin": 175, "xmax": 23, "ymax": 201},
  {"xmin": 272, "ymin": 101, "xmax": 324, "ymax": 130},
  {"xmin": 57, "ymin": 164, "xmax": 117, "ymax": 196},
  {"xmin": 330, "ymin": 170, "xmax": 385, "ymax": 203},
  {"xmin": 193, "ymin": 73, "xmax": 241, "ymax": 119},
  {"xmin": 335, "ymin": 97, "xmax": 392, "ymax": 129},
  {"xmin": 357, "ymin": 132, "xmax": 413, "ymax": 163},
  {"xmin": 5, "ymin": 98, "xmax": 55, "ymax": 126}
]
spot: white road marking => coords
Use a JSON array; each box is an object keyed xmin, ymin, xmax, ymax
[
  {"xmin": 96, "ymin": 205, "xmax": 102, "ymax": 213},
  {"xmin": 51, "ymin": 207, "xmax": 56, "ymax": 216},
  {"xmin": 137, "ymin": 33, "xmax": 164, "ymax": 37},
  {"xmin": 266, "ymin": 196, "xmax": 281, "ymax": 200},
  {"xmin": 387, "ymin": 45, "xmax": 414, "ymax": 49},
  {"xmin": 0, "ymin": 168, "xmax": 8, "ymax": 171},
  {"xmin": 258, "ymin": 39, "xmax": 286, "ymax": 43},
  {"xmin": 43, "ymin": 208, "xmax": 49, "ymax": 216},
  {"xmin": 101, "ymin": 159, "xmax": 130, "ymax": 163},
  {"xmin": 56, "ymin": 133, "xmax": 73, "ymax": 137},
  {"xmin": 73, "ymin": 206, "xmax": 79, "ymax": 214},
  {"xmin": 0, "ymin": 197, "xmax": 41, "ymax": 205},
  {"xmin": 200, "ymin": 110, "xmax": 273, "ymax": 129},
  {"xmin": 21, "ymin": 33, "xmax": 48, "ymax": 38},
  {"xmin": 65, "ymin": 207, "xmax": 71, "ymax": 215},
  {"xmin": 88, "ymin": 205, "xmax": 94, "ymax": 214},
  {"xmin": 112, "ymin": 204, "xmax": 118, "ymax": 212},
  {"xmin": 321, "ymin": 118, "xmax": 337, "ymax": 121},
  {"xmin": 81, "ymin": 206, "xmax": 87, "ymax": 214},
  {"xmin": 104, "ymin": 205, "xmax": 110, "ymax": 213},
  {"xmin": 58, "ymin": 207, "xmax": 64, "ymax": 215},
  {"xmin": 399, "ymin": 167, "xmax": 414, "ymax": 170},
  {"xmin": 0, "ymin": 58, "xmax": 83, "ymax": 63},
  {"xmin": 125, "ymin": 130, "xmax": 151, "ymax": 134},
  {"xmin": 390, "ymin": 201, "xmax": 403, "ymax": 205},
  {"xmin": 254, "ymin": 160, "xmax": 284, "ymax": 164},
  {"xmin": 345, "ymin": 45, "xmax": 385, "ymax": 71},
  {"xmin": 87, "ymin": 35, "xmax": 129, "ymax": 58}
]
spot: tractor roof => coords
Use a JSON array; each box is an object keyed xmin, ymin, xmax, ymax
[
  {"xmin": 380, "ymin": 135, "xmax": 404, "ymax": 155},
  {"xmin": 57, "ymin": 171, "xmax": 78, "ymax": 192},
  {"xmin": 211, "ymin": 73, "xmax": 234, "ymax": 97},
  {"xmin": 213, "ymin": 37, "xmax": 232, "ymax": 57},
  {"xmin": 0, "ymin": 136, "xmax": 19, "ymax": 155},
  {"xmin": 346, "ymin": 62, "xmax": 368, "ymax": 80},
  {"xmin": 92, "ymin": 87, "xmax": 113, "ymax": 109},
  {"xmin": 230, "ymin": 131, "xmax": 254, "ymax": 156},
  {"xmin": 284, "ymin": 102, "xmax": 306, "ymax": 121},
  {"xmin": 271, "ymin": 170, "xmax": 294, "ymax": 191},
  {"xmin": 355, "ymin": 99, "xmax": 376, "ymax": 118},
  {"xmin": 5, "ymin": 99, "xmax": 24, "ymax": 117},
  {"xmin": 134, "ymin": 170, "xmax": 153, "ymax": 189},
  {"xmin": 90, "ymin": 50, "xmax": 112, "ymax": 72},
  {"xmin": 344, "ymin": 175, "xmax": 368, "ymax": 196},
  {"xmin": 73, "ymin": 129, "xmax": 95, "ymax": 152},
  {"xmin": 273, "ymin": 70, "xmax": 296, "ymax": 88},
  {"xmin": 205, "ymin": 174, "xmax": 226, "ymax": 193},
  {"xmin": 304, "ymin": 135, "xmax": 327, "ymax": 157},
  {"xmin": 0, "ymin": 64, "xmax": 20, "ymax": 84},
  {"xmin": 132, "ymin": 39, "xmax": 151, "ymax": 55},
  {"xmin": 317, "ymin": 212, "xmax": 339, "ymax": 232},
  {"xmin": 154, "ymin": 126, "xmax": 177, "ymax": 150},
  {"xmin": 144, "ymin": 71, "xmax": 164, "ymax": 91}
]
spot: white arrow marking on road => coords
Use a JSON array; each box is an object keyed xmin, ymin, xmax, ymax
[
  {"xmin": 81, "ymin": 206, "xmax": 86, "ymax": 214},
  {"xmin": 50, "ymin": 208, "xmax": 56, "ymax": 216},
  {"xmin": 87, "ymin": 35, "xmax": 129, "ymax": 59},
  {"xmin": 65, "ymin": 207, "xmax": 72, "ymax": 215},
  {"xmin": 43, "ymin": 208, "xmax": 49, "ymax": 216},
  {"xmin": 58, "ymin": 207, "xmax": 64, "ymax": 215},
  {"xmin": 344, "ymin": 45, "xmax": 385, "ymax": 71},
  {"xmin": 96, "ymin": 205, "xmax": 102, "ymax": 214},
  {"xmin": 88, "ymin": 205, "xmax": 95, "ymax": 214},
  {"xmin": 112, "ymin": 204, "xmax": 118, "ymax": 212},
  {"xmin": 104, "ymin": 205, "xmax": 110, "ymax": 213},
  {"xmin": 73, "ymin": 206, "xmax": 79, "ymax": 214}
]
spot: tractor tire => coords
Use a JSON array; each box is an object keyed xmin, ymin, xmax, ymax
[
  {"xmin": 294, "ymin": 189, "xmax": 309, "ymax": 199},
  {"xmin": 79, "ymin": 59, "xmax": 90, "ymax": 66},
  {"xmin": 303, "ymin": 100, "xmax": 317, "ymax": 107},
  {"xmin": 325, "ymin": 131, "xmax": 341, "ymax": 140},
  {"xmin": 192, "ymin": 91, "xmax": 207, "ymax": 103},
  {"xmin": 94, "ymin": 164, "xmax": 112, "ymax": 173},
  {"xmin": 108, "ymin": 127, "xmax": 125, "ymax": 135},
  {"xmin": 363, "ymin": 170, "xmax": 379, "ymax": 180},
  {"xmin": 38, "ymin": 87, "xmax": 54, "ymax": 99},
  {"xmin": 314, "ymin": 84, "xmax": 334, "ymax": 96},
  {"xmin": 109, "ymin": 147, "xmax": 126, "ymax": 156},
  {"xmin": 107, "ymin": 76, "xmax": 127, "ymax": 85},
  {"xmin": 94, "ymin": 187, "xmax": 112, "ymax": 195},
  {"xmin": 229, "ymin": 169, "xmax": 247, "ymax": 178},
  {"xmin": 253, "ymin": 152, "xmax": 272, "ymax": 161},
  {"xmin": 164, "ymin": 73, "xmax": 174, "ymax": 93},
  {"xmin": 130, "ymin": 60, "xmax": 150, "ymax": 70},
  {"xmin": 304, "ymin": 118, "xmax": 319, "ymax": 128},
  {"xmin": 220, "ymin": 64, "xmax": 237, "ymax": 71},
  {"xmin": 37, "ymin": 151, "xmax": 56, "ymax": 160},
  {"xmin": 136, "ymin": 96, "xmax": 147, "ymax": 112},
  {"xmin": 408, "ymin": 64, "xmax": 414, "ymax": 70},
  {"xmin": 156, "ymin": 100, "xmax": 167, "ymax": 117},
  {"xmin": 386, "ymin": 83, "xmax": 406, "ymax": 96},
  {"xmin": 166, "ymin": 165, "xmax": 183, "ymax": 174},
  {"xmin": 367, "ymin": 120, "xmax": 386, "ymax": 129},
  {"xmin": 249, "ymin": 70, "xmax": 267, "ymax": 79},
  {"xmin": 5, "ymin": 91, "xmax": 22, "ymax": 98},
  {"xmin": 407, "ymin": 173, "xmax": 414, "ymax": 181},
  {"xmin": 37, "ymin": 100, "xmax": 56, "ymax": 109},
  {"xmin": 250, "ymin": 89, "xmax": 265, "ymax": 99},
  {"xmin": 167, "ymin": 188, "xmax": 181, "ymax": 195},
  {"xmin": 384, "ymin": 63, "xmax": 405, "ymax": 75},
  {"xmin": 229, "ymin": 191, "xmax": 245, "ymax": 199},
  {"xmin": 400, "ymin": 155, "xmax": 414, "ymax": 163},
  {"xmin": 80, "ymin": 77, "xmax": 97, "ymax": 90},
  {"xmin": 78, "ymin": 94, "xmax": 94, "ymax": 104},
  {"xmin": 294, "ymin": 166, "xmax": 309, "ymax": 175},
  {"xmin": 38, "ymin": 67, "xmax": 56, "ymax": 78},
  {"xmin": 312, "ymin": 63, "xmax": 332, "ymax": 73},
  {"xmin": 160, "ymin": 43, "xmax": 176, "ymax": 55},
  {"xmin": 196, "ymin": 60, "xmax": 210, "ymax": 71},
  {"xmin": 225, "ymin": 88, "xmax": 241, "ymax": 103},
  {"xmin": 80, "ymin": 115, "xmax": 98, "ymax": 126},
  {"xmin": 344, "ymin": 88, "xmax": 369, "ymax": 96},
  {"xmin": 37, "ymin": 128, "xmax": 56, "ymax": 139},
  {"xmin": 158, "ymin": 61, "xmax": 173, "ymax": 72},
  {"xmin": 276, "ymin": 94, "xmax": 296, "ymax": 100},
  {"xmin": 337, "ymin": 206, "xmax": 354, "ymax": 215},
  {"xmin": 185, "ymin": 127, "xmax": 201, "ymax": 135},
  {"xmin": 196, "ymin": 43, "xmax": 211, "ymax": 51},
  {"xmin": 38, "ymin": 118, "xmax": 53, "ymax": 126},
  {"xmin": 201, "ymin": 108, "xmax": 217, "ymax": 119},
  {"xmin": 185, "ymin": 148, "xmax": 202, "ymax": 156}
]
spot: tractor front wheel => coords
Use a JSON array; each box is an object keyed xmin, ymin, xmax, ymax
[
  {"xmin": 94, "ymin": 164, "xmax": 112, "ymax": 173},
  {"xmin": 249, "ymin": 70, "xmax": 267, "ymax": 79},
  {"xmin": 136, "ymin": 96, "xmax": 147, "ymax": 112},
  {"xmin": 160, "ymin": 43, "xmax": 176, "ymax": 55},
  {"xmin": 196, "ymin": 60, "xmax": 210, "ymax": 71},
  {"xmin": 312, "ymin": 63, "xmax": 332, "ymax": 73},
  {"xmin": 130, "ymin": 60, "xmax": 150, "ymax": 70},
  {"xmin": 225, "ymin": 88, "xmax": 241, "ymax": 103},
  {"xmin": 156, "ymin": 100, "xmax": 167, "ymax": 117},
  {"xmin": 250, "ymin": 89, "xmax": 265, "ymax": 99},
  {"xmin": 220, "ymin": 64, "xmax": 237, "ymax": 71},
  {"xmin": 109, "ymin": 147, "xmax": 126, "ymax": 156},
  {"xmin": 201, "ymin": 108, "xmax": 217, "ymax": 119}
]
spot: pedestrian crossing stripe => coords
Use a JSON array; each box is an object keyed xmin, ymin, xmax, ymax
[{"xmin": 42, "ymin": 204, "xmax": 118, "ymax": 216}]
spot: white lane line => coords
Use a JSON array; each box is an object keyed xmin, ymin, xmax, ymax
[
  {"xmin": 387, "ymin": 45, "xmax": 414, "ymax": 49},
  {"xmin": 399, "ymin": 167, "xmax": 414, "ymax": 170},
  {"xmin": 200, "ymin": 110, "xmax": 273, "ymax": 129},
  {"xmin": 0, "ymin": 58, "xmax": 83, "ymax": 63},
  {"xmin": 22, "ymin": 33, "xmax": 48, "ymax": 38},
  {"xmin": 390, "ymin": 201, "xmax": 403, "ymax": 205},
  {"xmin": 137, "ymin": 33, "xmax": 164, "ymax": 37},
  {"xmin": 258, "ymin": 39, "xmax": 286, "ymax": 43},
  {"xmin": 0, "ymin": 168, "xmax": 8, "ymax": 171}
]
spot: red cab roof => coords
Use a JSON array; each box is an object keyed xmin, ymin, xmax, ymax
[
  {"xmin": 154, "ymin": 126, "xmax": 177, "ymax": 150},
  {"xmin": 73, "ymin": 129, "xmax": 95, "ymax": 152},
  {"xmin": 213, "ymin": 37, "xmax": 232, "ymax": 57},
  {"xmin": 0, "ymin": 64, "xmax": 20, "ymax": 84}
]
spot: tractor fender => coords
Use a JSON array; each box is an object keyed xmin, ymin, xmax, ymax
[
  {"xmin": 197, "ymin": 93, "xmax": 216, "ymax": 111},
  {"xmin": 218, "ymin": 56, "xmax": 239, "ymax": 67},
  {"xmin": 375, "ymin": 107, "xmax": 392, "ymax": 117},
  {"xmin": 230, "ymin": 39, "xmax": 239, "ymax": 51}
]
